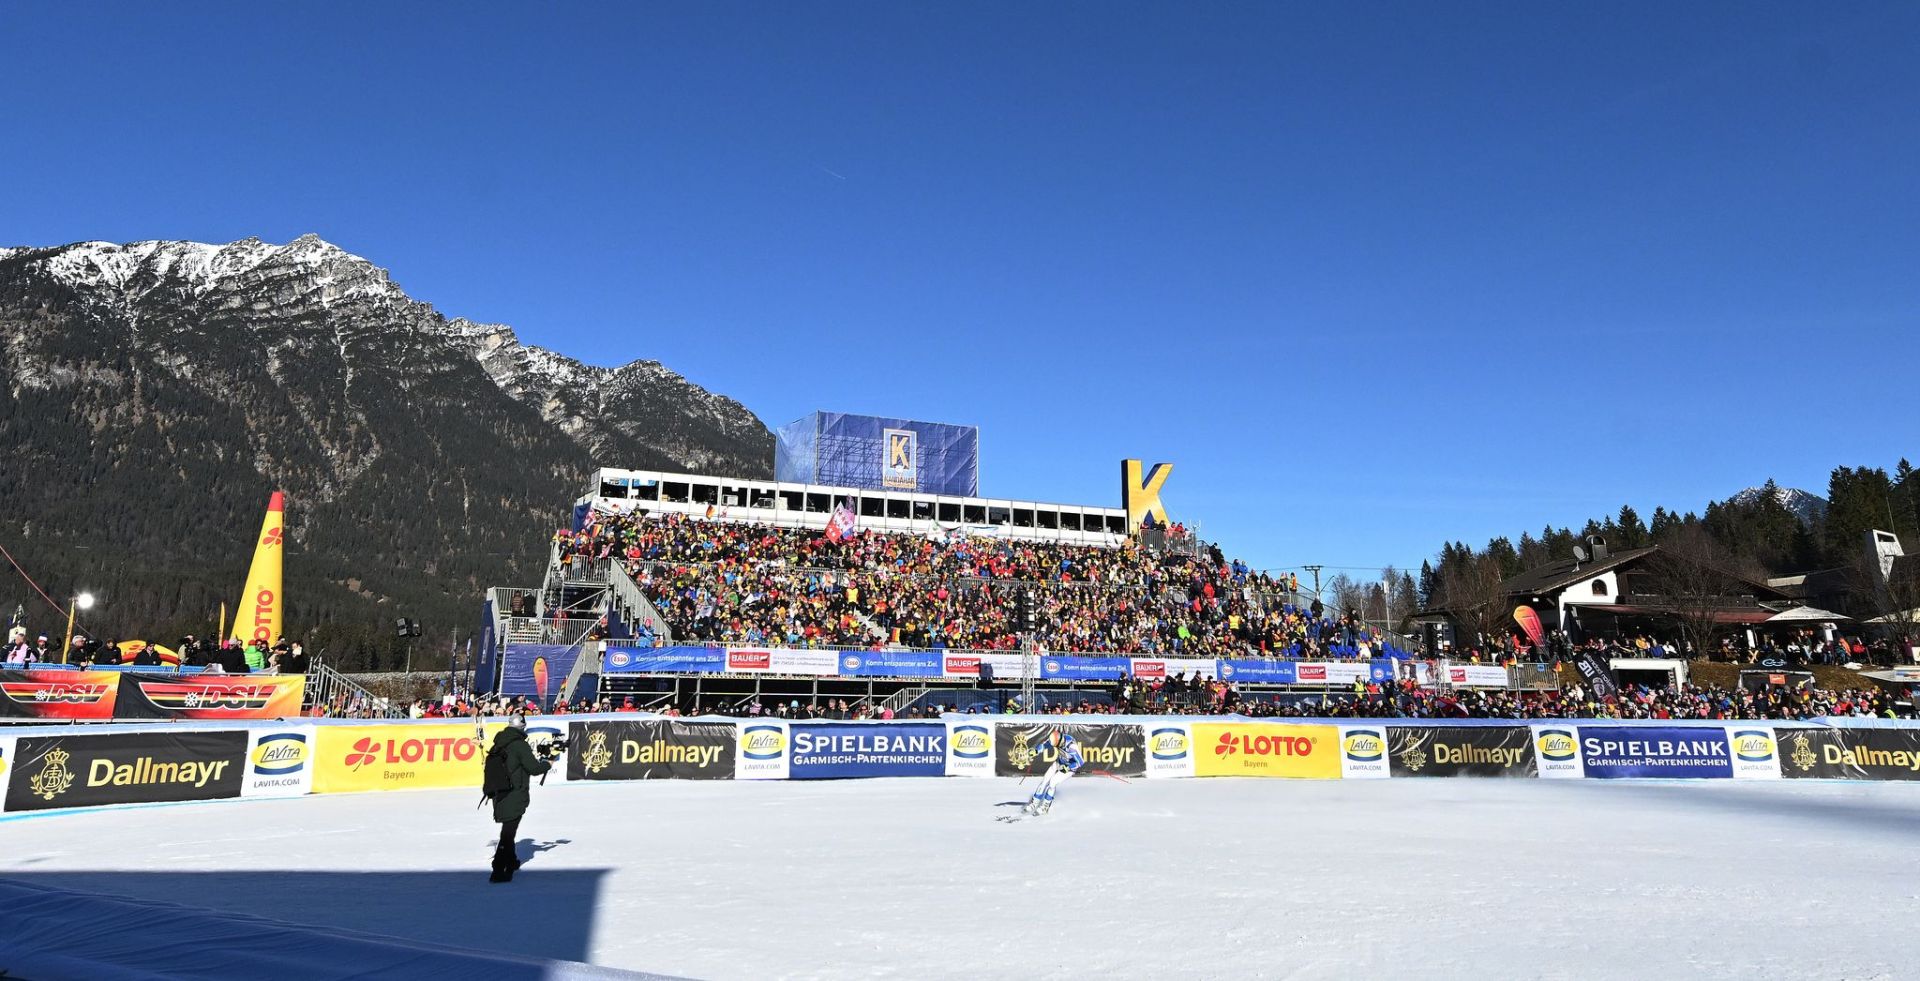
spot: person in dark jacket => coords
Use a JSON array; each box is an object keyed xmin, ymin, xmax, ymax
[{"xmin": 485, "ymin": 714, "xmax": 551, "ymax": 883}]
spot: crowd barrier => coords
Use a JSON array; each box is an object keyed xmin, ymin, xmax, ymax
[{"xmin": 5, "ymin": 715, "xmax": 1919, "ymax": 815}]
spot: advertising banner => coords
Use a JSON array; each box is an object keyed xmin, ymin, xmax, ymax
[
  {"xmin": 1292, "ymin": 661, "xmax": 1392, "ymax": 685},
  {"xmin": 1577, "ymin": 726, "xmax": 1732, "ymax": 779},
  {"xmin": 0, "ymin": 670, "xmax": 120, "ymax": 720},
  {"xmin": 1215, "ymin": 659, "xmax": 1296, "ymax": 684},
  {"xmin": 1338, "ymin": 726, "xmax": 1390, "ymax": 779},
  {"xmin": 115, "ymin": 673, "xmax": 306, "ymax": 720},
  {"xmin": 1144, "ymin": 723, "xmax": 1195, "ymax": 778},
  {"xmin": 1724, "ymin": 726, "xmax": 1782, "ymax": 779},
  {"xmin": 1446, "ymin": 665, "xmax": 1511, "ymax": 688},
  {"xmin": 312, "ymin": 722, "xmax": 498, "ymax": 795},
  {"xmin": 1190, "ymin": 723, "xmax": 1340, "ymax": 779},
  {"xmin": 1388, "ymin": 726, "xmax": 1537, "ymax": 777},
  {"xmin": 1040, "ymin": 656, "xmax": 1132, "ymax": 682},
  {"xmin": 1573, "ymin": 651, "xmax": 1620, "ymax": 699},
  {"xmin": 838, "ymin": 650, "xmax": 943, "ymax": 678},
  {"xmin": 944, "ymin": 719, "xmax": 994, "ymax": 776},
  {"xmin": 941, "ymin": 653, "xmax": 1034, "ymax": 681},
  {"xmin": 994, "ymin": 722, "xmax": 1145, "ymax": 777},
  {"xmin": 724, "ymin": 648, "xmax": 841, "ymax": 676},
  {"xmin": 1531, "ymin": 726, "xmax": 1584, "ymax": 778},
  {"xmin": 4, "ymin": 730, "xmax": 246, "ymax": 812},
  {"xmin": 736, "ymin": 721, "xmax": 790, "ymax": 780},
  {"xmin": 600, "ymin": 646, "xmax": 724, "ymax": 674},
  {"xmin": 1776, "ymin": 727, "xmax": 1920, "ymax": 780},
  {"xmin": 567, "ymin": 719, "xmax": 736, "ymax": 780},
  {"xmin": 789, "ymin": 723, "xmax": 948, "ymax": 779},
  {"xmin": 1128, "ymin": 659, "xmax": 1217, "ymax": 681},
  {"xmin": 0, "ymin": 733, "xmax": 16, "ymax": 801},
  {"xmin": 243, "ymin": 726, "xmax": 316, "ymax": 798},
  {"xmin": 524, "ymin": 717, "xmax": 570, "ymax": 785}
]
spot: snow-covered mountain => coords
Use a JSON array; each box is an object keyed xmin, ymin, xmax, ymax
[
  {"xmin": 1729, "ymin": 485, "xmax": 1828, "ymax": 526},
  {"xmin": 0, "ymin": 236, "xmax": 772, "ymax": 655}
]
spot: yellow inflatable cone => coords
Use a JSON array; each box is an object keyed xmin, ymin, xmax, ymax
[{"xmin": 235, "ymin": 492, "xmax": 286, "ymax": 647}]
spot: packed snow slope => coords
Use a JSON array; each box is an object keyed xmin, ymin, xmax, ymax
[{"xmin": 5, "ymin": 777, "xmax": 1916, "ymax": 980}]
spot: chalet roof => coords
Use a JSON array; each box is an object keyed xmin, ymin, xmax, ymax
[{"xmin": 1499, "ymin": 546, "xmax": 1658, "ymax": 599}]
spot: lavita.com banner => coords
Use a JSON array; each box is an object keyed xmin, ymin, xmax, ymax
[
  {"xmin": 944, "ymin": 719, "xmax": 994, "ymax": 776},
  {"xmin": 1144, "ymin": 722, "xmax": 1195, "ymax": 778},
  {"xmin": 243, "ymin": 726, "xmax": 316, "ymax": 798}
]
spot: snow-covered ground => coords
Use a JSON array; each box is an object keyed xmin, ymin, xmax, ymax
[{"xmin": 6, "ymin": 777, "xmax": 1917, "ymax": 979}]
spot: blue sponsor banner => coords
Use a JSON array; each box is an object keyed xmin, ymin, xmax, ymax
[
  {"xmin": 1215, "ymin": 659, "xmax": 1298, "ymax": 684},
  {"xmin": 838, "ymin": 650, "xmax": 943, "ymax": 678},
  {"xmin": 789, "ymin": 722, "xmax": 948, "ymax": 779},
  {"xmin": 1368, "ymin": 659, "xmax": 1395, "ymax": 684},
  {"xmin": 1041, "ymin": 655, "xmax": 1133, "ymax": 681},
  {"xmin": 1578, "ymin": 725, "xmax": 1733, "ymax": 779},
  {"xmin": 600, "ymin": 646, "xmax": 724, "ymax": 675}
]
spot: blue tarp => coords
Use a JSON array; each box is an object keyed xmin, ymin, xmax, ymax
[{"xmin": 775, "ymin": 411, "xmax": 980, "ymax": 497}]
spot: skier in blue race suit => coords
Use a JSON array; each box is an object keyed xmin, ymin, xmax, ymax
[{"xmin": 1025, "ymin": 728, "xmax": 1083, "ymax": 815}]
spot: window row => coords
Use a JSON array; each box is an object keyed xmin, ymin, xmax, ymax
[{"xmin": 599, "ymin": 480, "xmax": 1125, "ymax": 533}]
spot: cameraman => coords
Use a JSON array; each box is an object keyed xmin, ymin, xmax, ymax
[{"xmin": 482, "ymin": 713, "xmax": 553, "ymax": 883}]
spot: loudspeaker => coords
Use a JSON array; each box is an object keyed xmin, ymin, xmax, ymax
[
  {"xmin": 1423, "ymin": 622, "xmax": 1439, "ymax": 652},
  {"xmin": 978, "ymin": 662, "xmax": 995, "ymax": 690}
]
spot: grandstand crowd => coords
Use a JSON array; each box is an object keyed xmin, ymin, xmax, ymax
[{"xmin": 557, "ymin": 510, "xmax": 1392, "ymax": 661}]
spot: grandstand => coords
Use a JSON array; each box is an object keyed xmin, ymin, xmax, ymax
[{"xmin": 479, "ymin": 427, "xmax": 1409, "ymax": 713}]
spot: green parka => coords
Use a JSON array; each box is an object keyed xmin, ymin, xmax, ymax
[{"xmin": 486, "ymin": 725, "xmax": 551, "ymax": 823}]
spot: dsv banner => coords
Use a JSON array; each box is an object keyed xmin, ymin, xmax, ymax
[
  {"xmin": 568, "ymin": 720, "xmax": 736, "ymax": 780},
  {"xmin": 4, "ymin": 730, "xmax": 246, "ymax": 812},
  {"xmin": 1386, "ymin": 726, "xmax": 1536, "ymax": 777},
  {"xmin": 994, "ymin": 723, "xmax": 1145, "ymax": 777}
]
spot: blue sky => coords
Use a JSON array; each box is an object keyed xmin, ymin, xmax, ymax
[{"xmin": 4, "ymin": 4, "xmax": 1916, "ymax": 575}]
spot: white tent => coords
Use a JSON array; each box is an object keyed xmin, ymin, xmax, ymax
[{"xmin": 1765, "ymin": 606, "xmax": 1850, "ymax": 623}]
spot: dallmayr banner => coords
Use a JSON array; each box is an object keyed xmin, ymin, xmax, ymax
[
  {"xmin": 0, "ymin": 670, "xmax": 121, "ymax": 720},
  {"xmin": 1577, "ymin": 726, "xmax": 1732, "ymax": 779},
  {"xmin": 994, "ymin": 722, "xmax": 1145, "ymax": 777},
  {"xmin": 789, "ymin": 722, "xmax": 947, "ymax": 779},
  {"xmin": 1388, "ymin": 726, "xmax": 1536, "ymax": 777},
  {"xmin": 115, "ymin": 673, "xmax": 306, "ymax": 720},
  {"xmin": 312, "ymin": 722, "xmax": 500, "ymax": 795},
  {"xmin": 944, "ymin": 720, "xmax": 994, "ymax": 776},
  {"xmin": 1190, "ymin": 723, "xmax": 1340, "ymax": 779},
  {"xmin": 1776, "ymin": 727, "xmax": 1920, "ymax": 780},
  {"xmin": 4, "ymin": 730, "xmax": 246, "ymax": 812},
  {"xmin": 567, "ymin": 719, "xmax": 736, "ymax": 780}
]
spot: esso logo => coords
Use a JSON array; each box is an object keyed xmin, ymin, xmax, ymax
[
  {"xmin": 608, "ymin": 651, "xmax": 631, "ymax": 668},
  {"xmin": 1044, "ymin": 660, "xmax": 1062, "ymax": 674},
  {"xmin": 1219, "ymin": 664, "xmax": 1236, "ymax": 679},
  {"xmin": 842, "ymin": 655, "xmax": 862, "ymax": 671}
]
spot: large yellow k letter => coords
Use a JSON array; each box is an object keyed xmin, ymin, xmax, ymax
[{"xmin": 1121, "ymin": 459, "xmax": 1172, "ymax": 533}]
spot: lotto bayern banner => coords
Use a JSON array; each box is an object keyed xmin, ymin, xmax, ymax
[
  {"xmin": 1190, "ymin": 723, "xmax": 1341, "ymax": 779},
  {"xmin": 600, "ymin": 646, "xmax": 724, "ymax": 674},
  {"xmin": 312, "ymin": 722, "xmax": 502, "ymax": 795},
  {"xmin": 1041, "ymin": 656, "xmax": 1132, "ymax": 681},
  {"xmin": 1576, "ymin": 725, "xmax": 1733, "ymax": 779},
  {"xmin": 789, "ymin": 722, "xmax": 947, "ymax": 779},
  {"xmin": 837, "ymin": 650, "xmax": 943, "ymax": 678}
]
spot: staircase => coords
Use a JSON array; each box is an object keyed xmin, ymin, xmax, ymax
[
  {"xmin": 881, "ymin": 687, "xmax": 930, "ymax": 714},
  {"xmin": 611, "ymin": 563, "xmax": 676, "ymax": 644},
  {"xmin": 303, "ymin": 658, "xmax": 405, "ymax": 718}
]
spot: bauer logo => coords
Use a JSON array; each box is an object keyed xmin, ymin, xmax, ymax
[
  {"xmin": 952, "ymin": 725, "xmax": 991, "ymax": 758},
  {"xmin": 740, "ymin": 725, "xmax": 787, "ymax": 760},
  {"xmin": 1343, "ymin": 730, "xmax": 1385, "ymax": 762},
  {"xmin": 251, "ymin": 733, "xmax": 309, "ymax": 776},
  {"xmin": 1537, "ymin": 729, "xmax": 1577, "ymax": 761},
  {"xmin": 1150, "ymin": 728, "xmax": 1189, "ymax": 760},
  {"xmin": 1731, "ymin": 729, "xmax": 1775, "ymax": 762}
]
